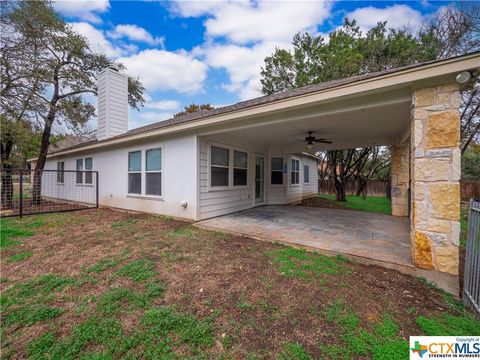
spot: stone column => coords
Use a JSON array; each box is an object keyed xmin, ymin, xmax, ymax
[
  {"xmin": 391, "ymin": 143, "xmax": 409, "ymax": 217},
  {"xmin": 410, "ymin": 83, "xmax": 461, "ymax": 275}
]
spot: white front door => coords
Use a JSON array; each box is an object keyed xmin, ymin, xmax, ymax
[{"xmin": 255, "ymin": 155, "xmax": 265, "ymax": 204}]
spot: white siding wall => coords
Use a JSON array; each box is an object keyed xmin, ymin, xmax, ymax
[
  {"xmin": 198, "ymin": 136, "xmax": 319, "ymax": 219},
  {"xmin": 97, "ymin": 68, "xmax": 128, "ymax": 140},
  {"xmin": 286, "ymin": 155, "xmax": 319, "ymax": 204},
  {"xmin": 198, "ymin": 137, "xmax": 263, "ymax": 219},
  {"xmin": 43, "ymin": 134, "xmax": 198, "ymax": 219},
  {"xmin": 42, "ymin": 133, "xmax": 319, "ymax": 221}
]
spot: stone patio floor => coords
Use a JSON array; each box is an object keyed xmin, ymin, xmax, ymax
[{"xmin": 197, "ymin": 205, "xmax": 412, "ymax": 267}]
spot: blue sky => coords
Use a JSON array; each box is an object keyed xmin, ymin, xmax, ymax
[{"xmin": 53, "ymin": 0, "xmax": 452, "ymax": 130}]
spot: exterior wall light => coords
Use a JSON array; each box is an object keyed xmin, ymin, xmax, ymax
[{"xmin": 456, "ymin": 71, "xmax": 472, "ymax": 84}]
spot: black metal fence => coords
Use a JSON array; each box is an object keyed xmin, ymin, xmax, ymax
[
  {"xmin": 463, "ymin": 198, "xmax": 480, "ymax": 319},
  {"xmin": 0, "ymin": 169, "xmax": 98, "ymax": 218}
]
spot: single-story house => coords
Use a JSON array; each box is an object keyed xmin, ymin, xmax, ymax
[{"xmin": 29, "ymin": 52, "xmax": 479, "ymax": 291}]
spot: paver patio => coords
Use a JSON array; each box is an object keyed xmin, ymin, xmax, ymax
[{"xmin": 197, "ymin": 205, "xmax": 412, "ymax": 267}]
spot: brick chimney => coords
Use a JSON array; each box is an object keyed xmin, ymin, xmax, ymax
[{"xmin": 97, "ymin": 64, "xmax": 128, "ymax": 140}]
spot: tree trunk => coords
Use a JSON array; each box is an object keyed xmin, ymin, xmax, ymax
[
  {"xmin": 1, "ymin": 137, "xmax": 14, "ymax": 208},
  {"xmin": 334, "ymin": 178, "xmax": 347, "ymax": 202},
  {"xmin": 32, "ymin": 104, "xmax": 56, "ymax": 204}
]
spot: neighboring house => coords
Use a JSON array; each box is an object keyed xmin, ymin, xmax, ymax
[{"xmin": 29, "ymin": 53, "xmax": 479, "ymax": 285}]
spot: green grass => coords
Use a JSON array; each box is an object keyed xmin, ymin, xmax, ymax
[
  {"xmin": 86, "ymin": 257, "xmax": 120, "ymax": 273},
  {"xmin": 0, "ymin": 227, "xmax": 33, "ymax": 249},
  {"xmin": 279, "ymin": 342, "xmax": 313, "ymax": 360},
  {"xmin": 8, "ymin": 251, "xmax": 32, "ymax": 262},
  {"xmin": 266, "ymin": 247, "xmax": 350, "ymax": 279},
  {"xmin": 26, "ymin": 307, "xmax": 214, "ymax": 359},
  {"xmin": 115, "ymin": 258, "xmax": 157, "ymax": 282},
  {"xmin": 320, "ymin": 301, "xmax": 408, "ymax": 360},
  {"xmin": 1, "ymin": 274, "xmax": 76, "ymax": 327},
  {"xmin": 318, "ymin": 194, "xmax": 391, "ymax": 215}
]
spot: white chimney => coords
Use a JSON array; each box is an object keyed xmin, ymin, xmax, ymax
[{"xmin": 97, "ymin": 65, "xmax": 128, "ymax": 140}]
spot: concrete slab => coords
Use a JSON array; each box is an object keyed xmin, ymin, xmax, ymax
[{"xmin": 197, "ymin": 205, "xmax": 412, "ymax": 267}]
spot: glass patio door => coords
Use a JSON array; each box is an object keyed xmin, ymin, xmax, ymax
[{"xmin": 255, "ymin": 155, "xmax": 265, "ymax": 204}]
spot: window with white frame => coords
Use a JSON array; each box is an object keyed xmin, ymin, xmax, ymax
[
  {"xmin": 271, "ymin": 157, "xmax": 283, "ymax": 185},
  {"xmin": 57, "ymin": 161, "xmax": 64, "ymax": 183},
  {"xmin": 145, "ymin": 148, "xmax": 162, "ymax": 196},
  {"xmin": 304, "ymin": 164, "xmax": 310, "ymax": 183},
  {"xmin": 210, "ymin": 146, "xmax": 230, "ymax": 187},
  {"xmin": 128, "ymin": 151, "xmax": 142, "ymax": 194},
  {"xmin": 76, "ymin": 159, "xmax": 83, "ymax": 184},
  {"xmin": 85, "ymin": 157, "xmax": 93, "ymax": 184},
  {"xmin": 210, "ymin": 146, "xmax": 248, "ymax": 188},
  {"xmin": 291, "ymin": 159, "xmax": 300, "ymax": 185},
  {"xmin": 233, "ymin": 150, "xmax": 248, "ymax": 186}
]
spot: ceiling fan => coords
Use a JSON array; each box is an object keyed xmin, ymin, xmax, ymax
[{"xmin": 297, "ymin": 131, "xmax": 332, "ymax": 150}]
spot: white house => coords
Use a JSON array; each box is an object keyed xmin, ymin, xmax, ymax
[
  {"xmin": 28, "ymin": 52, "xmax": 480, "ymax": 293},
  {"xmin": 32, "ymin": 65, "xmax": 320, "ymax": 221}
]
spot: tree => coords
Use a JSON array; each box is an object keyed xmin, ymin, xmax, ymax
[
  {"xmin": 1, "ymin": 1, "xmax": 145, "ymax": 203},
  {"xmin": 174, "ymin": 103, "xmax": 214, "ymax": 117},
  {"xmin": 260, "ymin": 5, "xmax": 480, "ymax": 200}
]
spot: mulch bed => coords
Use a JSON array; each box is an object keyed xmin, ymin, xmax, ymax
[{"xmin": 1, "ymin": 209, "xmax": 462, "ymax": 358}]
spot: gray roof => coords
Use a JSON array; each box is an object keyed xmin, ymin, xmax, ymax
[{"xmin": 48, "ymin": 52, "xmax": 479, "ymax": 155}]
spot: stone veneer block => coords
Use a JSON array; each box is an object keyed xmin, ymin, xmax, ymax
[
  {"xmin": 426, "ymin": 111, "xmax": 460, "ymax": 149},
  {"xmin": 413, "ymin": 158, "xmax": 451, "ymax": 181},
  {"xmin": 414, "ymin": 232, "xmax": 434, "ymax": 269},
  {"xmin": 429, "ymin": 183, "xmax": 460, "ymax": 221},
  {"xmin": 415, "ymin": 87, "xmax": 436, "ymax": 107},
  {"xmin": 435, "ymin": 246, "xmax": 459, "ymax": 275}
]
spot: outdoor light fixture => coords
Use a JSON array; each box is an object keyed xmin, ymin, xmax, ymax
[
  {"xmin": 306, "ymin": 141, "xmax": 315, "ymax": 151},
  {"xmin": 456, "ymin": 71, "xmax": 472, "ymax": 85}
]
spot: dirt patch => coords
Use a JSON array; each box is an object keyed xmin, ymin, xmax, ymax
[
  {"xmin": 300, "ymin": 196, "xmax": 349, "ymax": 210},
  {"xmin": 0, "ymin": 208, "xmax": 471, "ymax": 359}
]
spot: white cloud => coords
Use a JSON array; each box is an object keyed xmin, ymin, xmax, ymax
[
  {"xmin": 118, "ymin": 49, "xmax": 207, "ymax": 93},
  {"xmin": 54, "ymin": 0, "xmax": 109, "ymax": 24},
  {"xmin": 140, "ymin": 112, "xmax": 173, "ymax": 121},
  {"xmin": 108, "ymin": 24, "xmax": 165, "ymax": 47},
  {"xmin": 70, "ymin": 22, "xmax": 129, "ymax": 58},
  {"xmin": 144, "ymin": 100, "xmax": 180, "ymax": 111},
  {"xmin": 174, "ymin": 1, "xmax": 331, "ymax": 45},
  {"xmin": 171, "ymin": 0, "xmax": 332, "ymax": 100},
  {"xmin": 346, "ymin": 4, "xmax": 424, "ymax": 33},
  {"xmin": 199, "ymin": 41, "xmax": 285, "ymax": 99},
  {"xmin": 204, "ymin": 1, "xmax": 332, "ymax": 44}
]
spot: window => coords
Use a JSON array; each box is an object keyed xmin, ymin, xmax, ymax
[
  {"xmin": 128, "ymin": 151, "xmax": 141, "ymax": 194},
  {"xmin": 271, "ymin": 157, "xmax": 283, "ymax": 185},
  {"xmin": 291, "ymin": 159, "xmax": 300, "ymax": 185},
  {"xmin": 85, "ymin": 157, "xmax": 93, "ymax": 184},
  {"xmin": 210, "ymin": 146, "xmax": 229, "ymax": 187},
  {"xmin": 76, "ymin": 159, "xmax": 83, "ymax": 184},
  {"xmin": 145, "ymin": 148, "xmax": 162, "ymax": 196},
  {"xmin": 304, "ymin": 165, "xmax": 310, "ymax": 183},
  {"xmin": 233, "ymin": 150, "xmax": 248, "ymax": 186},
  {"xmin": 57, "ymin": 161, "xmax": 64, "ymax": 183}
]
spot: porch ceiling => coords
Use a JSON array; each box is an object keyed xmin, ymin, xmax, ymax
[{"xmin": 199, "ymin": 88, "xmax": 412, "ymax": 151}]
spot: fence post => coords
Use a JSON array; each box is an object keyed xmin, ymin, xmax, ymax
[
  {"xmin": 96, "ymin": 171, "xmax": 99, "ymax": 208},
  {"xmin": 19, "ymin": 170, "xmax": 23, "ymax": 218}
]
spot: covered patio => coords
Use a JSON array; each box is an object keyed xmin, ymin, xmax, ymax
[
  {"xmin": 192, "ymin": 55, "xmax": 480, "ymax": 294},
  {"xmin": 197, "ymin": 205, "xmax": 412, "ymax": 268}
]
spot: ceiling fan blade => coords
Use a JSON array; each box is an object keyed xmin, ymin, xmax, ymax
[{"xmin": 314, "ymin": 139, "xmax": 332, "ymax": 144}]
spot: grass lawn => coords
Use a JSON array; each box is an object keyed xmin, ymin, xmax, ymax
[
  {"xmin": 315, "ymin": 194, "xmax": 392, "ymax": 215},
  {"xmin": 1, "ymin": 209, "xmax": 479, "ymax": 359}
]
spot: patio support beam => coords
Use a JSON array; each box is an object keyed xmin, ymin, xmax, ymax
[
  {"xmin": 410, "ymin": 82, "xmax": 461, "ymax": 275},
  {"xmin": 391, "ymin": 143, "xmax": 410, "ymax": 217}
]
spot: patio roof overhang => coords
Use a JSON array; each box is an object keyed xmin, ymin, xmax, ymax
[{"xmin": 198, "ymin": 87, "xmax": 412, "ymax": 151}]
